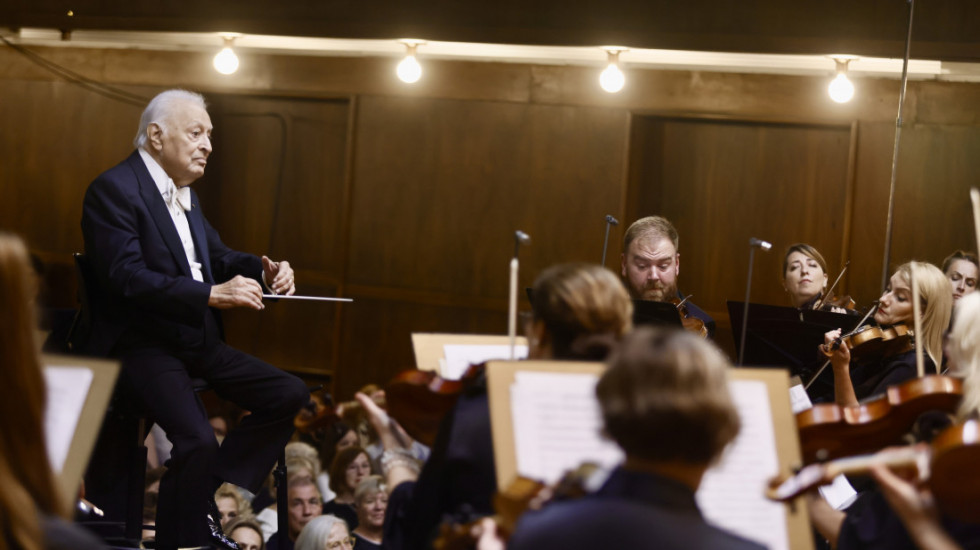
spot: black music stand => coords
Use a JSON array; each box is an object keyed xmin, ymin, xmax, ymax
[
  {"xmin": 527, "ymin": 289, "xmax": 683, "ymax": 330},
  {"xmin": 631, "ymin": 299, "xmax": 684, "ymax": 328},
  {"xmin": 727, "ymin": 301, "xmax": 861, "ymax": 402}
]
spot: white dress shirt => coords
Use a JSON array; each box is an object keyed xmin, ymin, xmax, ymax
[{"xmin": 138, "ymin": 148, "xmax": 205, "ymax": 283}]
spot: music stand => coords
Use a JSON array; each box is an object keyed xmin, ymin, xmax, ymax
[
  {"xmin": 727, "ymin": 301, "xmax": 860, "ymax": 401},
  {"xmin": 527, "ymin": 288, "xmax": 683, "ymax": 329}
]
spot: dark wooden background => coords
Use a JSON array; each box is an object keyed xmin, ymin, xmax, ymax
[{"xmin": 1, "ymin": 45, "xmax": 978, "ymax": 399}]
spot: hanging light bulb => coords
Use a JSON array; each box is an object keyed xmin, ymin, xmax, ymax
[
  {"xmin": 828, "ymin": 58, "xmax": 855, "ymax": 103},
  {"xmin": 213, "ymin": 35, "xmax": 240, "ymax": 75},
  {"xmin": 599, "ymin": 48, "xmax": 627, "ymax": 93},
  {"xmin": 396, "ymin": 41, "xmax": 423, "ymax": 84}
]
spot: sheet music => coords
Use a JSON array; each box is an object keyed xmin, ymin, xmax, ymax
[
  {"xmin": 442, "ymin": 344, "xmax": 528, "ymax": 380},
  {"xmin": 697, "ymin": 380, "xmax": 788, "ymax": 550},
  {"xmin": 789, "ymin": 383, "xmax": 812, "ymax": 413},
  {"xmin": 43, "ymin": 365, "xmax": 94, "ymax": 473},
  {"xmin": 510, "ymin": 371, "xmax": 622, "ymax": 484}
]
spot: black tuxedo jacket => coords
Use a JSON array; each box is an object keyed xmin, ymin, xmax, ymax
[{"xmin": 81, "ymin": 150, "xmax": 262, "ymax": 356}]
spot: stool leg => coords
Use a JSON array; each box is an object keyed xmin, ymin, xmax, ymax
[{"xmin": 275, "ymin": 450, "xmax": 288, "ymax": 536}]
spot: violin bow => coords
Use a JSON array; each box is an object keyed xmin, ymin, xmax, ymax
[
  {"xmin": 815, "ymin": 260, "xmax": 850, "ymax": 310},
  {"xmin": 910, "ymin": 263, "xmax": 926, "ymax": 377},
  {"xmin": 971, "ymin": 188, "xmax": 980, "ymax": 260},
  {"xmin": 600, "ymin": 215, "xmax": 619, "ymax": 266},
  {"xmin": 879, "ymin": 0, "xmax": 916, "ymax": 293}
]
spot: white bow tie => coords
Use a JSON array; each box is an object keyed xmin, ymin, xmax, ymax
[{"xmin": 166, "ymin": 183, "xmax": 192, "ymax": 212}]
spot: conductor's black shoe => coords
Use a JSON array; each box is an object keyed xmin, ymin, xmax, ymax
[{"xmin": 206, "ymin": 499, "xmax": 240, "ymax": 550}]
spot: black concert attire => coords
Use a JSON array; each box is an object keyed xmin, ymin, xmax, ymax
[
  {"xmin": 383, "ymin": 370, "xmax": 496, "ymax": 550},
  {"xmin": 81, "ymin": 151, "xmax": 308, "ymax": 549},
  {"xmin": 352, "ymin": 532, "xmax": 383, "ymax": 550},
  {"xmin": 508, "ymin": 467, "xmax": 765, "ymax": 550},
  {"xmin": 265, "ymin": 531, "xmax": 293, "ymax": 550},
  {"xmin": 837, "ymin": 483, "xmax": 980, "ymax": 550},
  {"xmin": 321, "ymin": 500, "xmax": 359, "ymax": 531},
  {"xmin": 849, "ymin": 349, "xmax": 928, "ymax": 403}
]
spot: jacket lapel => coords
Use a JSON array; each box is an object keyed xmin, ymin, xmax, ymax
[
  {"xmin": 128, "ymin": 151, "xmax": 193, "ymax": 278},
  {"xmin": 185, "ymin": 190, "xmax": 215, "ymax": 284}
]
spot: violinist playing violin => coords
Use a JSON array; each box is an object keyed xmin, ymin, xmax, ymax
[
  {"xmin": 807, "ymin": 292, "xmax": 980, "ymax": 550},
  {"xmin": 782, "ymin": 243, "xmax": 854, "ymax": 313},
  {"xmin": 822, "ymin": 262, "xmax": 953, "ymax": 408},
  {"xmin": 621, "ymin": 216, "xmax": 716, "ymax": 337}
]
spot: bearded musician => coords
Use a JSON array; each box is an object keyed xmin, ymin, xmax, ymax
[{"xmin": 620, "ymin": 216, "xmax": 715, "ymax": 338}]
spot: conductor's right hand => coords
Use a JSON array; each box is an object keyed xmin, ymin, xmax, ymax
[{"xmin": 208, "ymin": 275, "xmax": 265, "ymax": 310}]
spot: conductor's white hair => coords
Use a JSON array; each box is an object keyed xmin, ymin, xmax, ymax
[
  {"xmin": 294, "ymin": 515, "xmax": 348, "ymax": 550},
  {"xmin": 134, "ymin": 89, "xmax": 207, "ymax": 149}
]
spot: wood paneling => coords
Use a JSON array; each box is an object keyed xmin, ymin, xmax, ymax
[
  {"xmin": 197, "ymin": 95, "xmax": 351, "ymax": 376},
  {"xmin": 347, "ymin": 95, "xmax": 628, "ymax": 299}
]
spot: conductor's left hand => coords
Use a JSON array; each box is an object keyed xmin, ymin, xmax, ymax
[{"xmin": 262, "ymin": 256, "xmax": 296, "ymax": 296}]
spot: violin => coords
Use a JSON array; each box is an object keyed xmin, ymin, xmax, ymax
[
  {"xmin": 769, "ymin": 418, "xmax": 980, "ymax": 523},
  {"xmin": 796, "ymin": 375, "xmax": 962, "ymax": 463},
  {"xmin": 384, "ymin": 364, "xmax": 485, "ymax": 447},
  {"xmin": 822, "ymin": 321, "xmax": 914, "ymax": 362},
  {"xmin": 814, "ymin": 292, "xmax": 857, "ymax": 312},
  {"xmin": 672, "ymin": 295, "xmax": 708, "ymax": 338},
  {"xmin": 433, "ymin": 463, "xmax": 600, "ymax": 550},
  {"xmin": 294, "ymin": 389, "xmax": 340, "ymax": 437}
]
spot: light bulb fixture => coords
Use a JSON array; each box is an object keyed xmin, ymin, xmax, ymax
[
  {"xmin": 213, "ymin": 34, "xmax": 241, "ymax": 75},
  {"xmin": 599, "ymin": 48, "xmax": 627, "ymax": 93},
  {"xmin": 396, "ymin": 40, "xmax": 424, "ymax": 84},
  {"xmin": 828, "ymin": 57, "xmax": 855, "ymax": 103}
]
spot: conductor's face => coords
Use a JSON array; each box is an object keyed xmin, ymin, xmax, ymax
[{"xmin": 149, "ymin": 100, "xmax": 213, "ymax": 187}]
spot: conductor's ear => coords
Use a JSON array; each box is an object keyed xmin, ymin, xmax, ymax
[{"xmin": 146, "ymin": 122, "xmax": 164, "ymax": 152}]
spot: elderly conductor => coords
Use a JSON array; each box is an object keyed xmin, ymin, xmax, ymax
[{"xmin": 81, "ymin": 89, "xmax": 308, "ymax": 550}]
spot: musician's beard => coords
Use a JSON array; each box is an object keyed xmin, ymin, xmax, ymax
[{"xmin": 629, "ymin": 280, "xmax": 678, "ymax": 302}]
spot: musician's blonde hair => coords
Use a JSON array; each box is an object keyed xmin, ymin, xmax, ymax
[
  {"xmin": 0, "ymin": 233, "xmax": 62, "ymax": 550},
  {"xmin": 895, "ymin": 262, "xmax": 952, "ymax": 370},
  {"xmin": 950, "ymin": 293, "xmax": 980, "ymax": 419}
]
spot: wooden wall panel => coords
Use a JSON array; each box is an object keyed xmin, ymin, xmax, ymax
[
  {"xmin": 334, "ymin": 296, "xmax": 508, "ymax": 402},
  {"xmin": 347, "ymin": 95, "xmax": 628, "ymax": 300},
  {"xmin": 849, "ymin": 122, "xmax": 980, "ymax": 304},
  {"xmin": 197, "ymin": 95, "xmax": 351, "ymax": 375}
]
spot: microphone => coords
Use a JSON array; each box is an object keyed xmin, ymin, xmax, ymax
[
  {"xmin": 510, "ymin": 230, "xmax": 531, "ymax": 359},
  {"xmin": 738, "ymin": 237, "xmax": 772, "ymax": 366},
  {"xmin": 601, "ymin": 215, "xmax": 619, "ymax": 266}
]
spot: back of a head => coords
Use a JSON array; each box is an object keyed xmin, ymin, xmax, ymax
[
  {"xmin": 134, "ymin": 89, "xmax": 207, "ymax": 149},
  {"xmin": 598, "ymin": 327, "xmax": 740, "ymax": 465},
  {"xmin": 293, "ymin": 514, "xmax": 347, "ymax": 550},
  {"xmin": 531, "ymin": 263, "xmax": 633, "ymax": 360},
  {"xmin": 950, "ymin": 292, "xmax": 980, "ymax": 419},
  {"xmin": 0, "ymin": 233, "xmax": 60, "ymax": 549}
]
